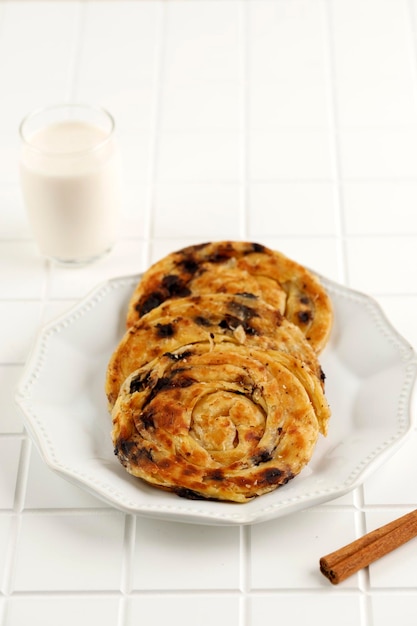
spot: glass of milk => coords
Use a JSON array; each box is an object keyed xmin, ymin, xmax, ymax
[{"xmin": 19, "ymin": 104, "xmax": 122, "ymax": 265}]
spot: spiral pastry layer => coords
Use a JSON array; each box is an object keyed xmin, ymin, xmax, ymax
[
  {"xmin": 125, "ymin": 241, "xmax": 333, "ymax": 353},
  {"xmin": 106, "ymin": 293, "xmax": 325, "ymax": 410},
  {"xmin": 112, "ymin": 343, "xmax": 328, "ymax": 503},
  {"xmin": 107, "ymin": 241, "xmax": 332, "ymax": 503}
]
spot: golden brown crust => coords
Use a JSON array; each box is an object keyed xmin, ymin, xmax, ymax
[
  {"xmin": 106, "ymin": 293, "xmax": 325, "ymax": 410},
  {"xmin": 107, "ymin": 241, "xmax": 333, "ymax": 503},
  {"xmin": 125, "ymin": 241, "xmax": 333, "ymax": 353},
  {"xmin": 111, "ymin": 343, "xmax": 329, "ymax": 503}
]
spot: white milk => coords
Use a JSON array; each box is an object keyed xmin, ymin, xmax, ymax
[{"xmin": 20, "ymin": 118, "xmax": 122, "ymax": 264}]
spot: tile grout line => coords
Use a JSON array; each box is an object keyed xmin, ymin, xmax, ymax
[
  {"xmin": 64, "ymin": 0, "xmax": 85, "ymax": 103},
  {"xmin": 0, "ymin": 437, "xmax": 32, "ymax": 600},
  {"xmin": 405, "ymin": 0, "xmax": 417, "ymax": 118},
  {"xmin": 119, "ymin": 514, "xmax": 136, "ymax": 626},
  {"xmin": 12, "ymin": 437, "xmax": 31, "ymax": 514},
  {"xmin": 143, "ymin": 0, "xmax": 167, "ymax": 268},
  {"xmin": 39, "ymin": 1, "xmax": 85, "ymax": 308},
  {"xmin": 238, "ymin": 5, "xmax": 250, "ymax": 620},
  {"xmin": 323, "ymin": 4, "xmax": 372, "ymax": 620},
  {"xmin": 1, "ymin": 513, "xmax": 21, "ymax": 599},
  {"xmin": 239, "ymin": 524, "xmax": 251, "ymax": 626},
  {"xmin": 120, "ymin": 514, "xmax": 136, "ymax": 596},
  {"xmin": 353, "ymin": 486, "xmax": 373, "ymax": 618},
  {"xmin": 238, "ymin": 5, "xmax": 249, "ymax": 619},
  {"xmin": 322, "ymin": 0, "xmax": 349, "ymax": 287},
  {"xmin": 238, "ymin": 0, "xmax": 249, "ymax": 241}
]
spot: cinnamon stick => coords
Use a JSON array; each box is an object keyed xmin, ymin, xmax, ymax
[{"xmin": 320, "ymin": 509, "xmax": 417, "ymax": 584}]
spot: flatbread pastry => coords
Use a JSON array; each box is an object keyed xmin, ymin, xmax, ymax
[
  {"xmin": 125, "ymin": 241, "xmax": 333, "ymax": 353},
  {"xmin": 111, "ymin": 342, "xmax": 330, "ymax": 503},
  {"xmin": 106, "ymin": 292, "xmax": 325, "ymax": 409}
]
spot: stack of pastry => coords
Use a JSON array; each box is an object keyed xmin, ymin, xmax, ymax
[{"xmin": 106, "ymin": 241, "xmax": 333, "ymax": 503}]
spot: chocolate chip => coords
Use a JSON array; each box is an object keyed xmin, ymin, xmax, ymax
[
  {"xmin": 155, "ymin": 322, "xmax": 175, "ymax": 338},
  {"xmin": 298, "ymin": 310, "xmax": 312, "ymax": 324},
  {"xmin": 161, "ymin": 274, "xmax": 191, "ymax": 298},
  {"xmin": 137, "ymin": 292, "xmax": 165, "ymax": 316}
]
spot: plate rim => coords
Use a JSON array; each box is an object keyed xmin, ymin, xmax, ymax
[{"xmin": 15, "ymin": 272, "xmax": 417, "ymax": 525}]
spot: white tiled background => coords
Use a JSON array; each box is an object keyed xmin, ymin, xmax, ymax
[{"xmin": 1, "ymin": 0, "xmax": 417, "ymax": 624}]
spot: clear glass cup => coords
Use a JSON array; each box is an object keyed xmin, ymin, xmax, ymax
[{"xmin": 19, "ymin": 104, "xmax": 122, "ymax": 266}]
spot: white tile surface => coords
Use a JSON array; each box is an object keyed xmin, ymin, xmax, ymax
[
  {"xmin": 249, "ymin": 130, "xmax": 334, "ymax": 181},
  {"xmin": 159, "ymin": 83, "xmax": 240, "ymax": 132},
  {"xmin": 1, "ymin": 1, "xmax": 79, "ymax": 160},
  {"xmin": 78, "ymin": 1, "xmax": 160, "ymax": 90},
  {"xmin": 331, "ymin": 0, "xmax": 417, "ymax": 127},
  {"xmin": 163, "ymin": 1, "xmax": 240, "ymax": 86},
  {"xmin": 128, "ymin": 594, "xmax": 240, "ymax": 626},
  {"xmin": 156, "ymin": 131, "xmax": 240, "ymax": 182},
  {"xmin": 133, "ymin": 518, "xmax": 240, "ymax": 590},
  {"xmin": 48, "ymin": 238, "xmax": 145, "ymax": 299},
  {"xmin": 248, "ymin": 182, "xmax": 337, "ymax": 236},
  {"xmin": 0, "ymin": 437, "xmax": 21, "ymax": 509},
  {"xmin": 1, "ymin": 0, "xmax": 417, "ymax": 623},
  {"xmin": 0, "ymin": 366, "xmax": 25, "ymax": 433},
  {"xmin": 248, "ymin": 0, "xmax": 329, "ymax": 128},
  {"xmin": 0, "ymin": 132, "xmax": 21, "ymax": 185},
  {"xmin": 343, "ymin": 182, "xmax": 417, "ymax": 234},
  {"xmin": 5, "ymin": 596, "xmax": 121, "ymax": 626},
  {"xmin": 0, "ymin": 187, "xmax": 31, "ymax": 239},
  {"xmin": 339, "ymin": 128, "xmax": 417, "ymax": 179},
  {"xmin": 371, "ymin": 594, "xmax": 417, "ymax": 626},
  {"xmin": 0, "ymin": 515, "xmax": 13, "ymax": 594},
  {"xmin": 250, "ymin": 593, "xmax": 362, "ymax": 626},
  {"xmin": 118, "ymin": 131, "xmax": 152, "ymax": 183},
  {"xmin": 363, "ymin": 430, "xmax": 417, "ymax": 505},
  {"xmin": 153, "ymin": 182, "xmax": 241, "ymax": 238},
  {"xmin": 0, "ymin": 241, "xmax": 46, "ymax": 299},
  {"xmin": 375, "ymin": 295, "xmax": 417, "ymax": 352},
  {"xmin": 346, "ymin": 236, "xmax": 417, "ymax": 294},
  {"xmin": 24, "ymin": 445, "xmax": 109, "ymax": 510},
  {"xmin": 250, "ymin": 510, "xmax": 359, "ymax": 589},
  {"xmin": 0, "ymin": 301, "xmax": 43, "ymax": 363},
  {"xmin": 13, "ymin": 512, "xmax": 125, "ymax": 591}
]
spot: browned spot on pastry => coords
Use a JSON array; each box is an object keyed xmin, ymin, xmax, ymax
[
  {"xmin": 115, "ymin": 438, "xmax": 136, "ymax": 459},
  {"xmin": 259, "ymin": 467, "xmax": 286, "ymax": 485},
  {"xmin": 155, "ymin": 322, "xmax": 175, "ymax": 338},
  {"xmin": 136, "ymin": 447, "xmax": 154, "ymax": 464},
  {"xmin": 227, "ymin": 300, "xmax": 259, "ymax": 321},
  {"xmin": 174, "ymin": 487, "xmax": 211, "ymax": 500},
  {"xmin": 177, "ymin": 258, "xmax": 200, "ymax": 275},
  {"xmin": 139, "ymin": 408, "xmax": 155, "ymax": 430},
  {"xmin": 251, "ymin": 450, "xmax": 274, "ymax": 465},
  {"xmin": 218, "ymin": 315, "xmax": 252, "ymax": 334},
  {"xmin": 136, "ymin": 291, "xmax": 165, "ymax": 316},
  {"xmin": 249, "ymin": 242, "xmax": 266, "ymax": 254},
  {"xmin": 129, "ymin": 372, "xmax": 151, "ymax": 395},
  {"xmin": 151, "ymin": 372, "xmax": 196, "ymax": 396},
  {"xmin": 194, "ymin": 315, "xmax": 212, "ymax": 327},
  {"xmin": 298, "ymin": 310, "xmax": 313, "ymax": 324},
  {"xmin": 206, "ymin": 469, "xmax": 225, "ymax": 481},
  {"xmin": 161, "ymin": 274, "xmax": 191, "ymax": 298}
]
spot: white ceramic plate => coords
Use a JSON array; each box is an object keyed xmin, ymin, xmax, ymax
[{"xmin": 16, "ymin": 274, "xmax": 417, "ymax": 525}]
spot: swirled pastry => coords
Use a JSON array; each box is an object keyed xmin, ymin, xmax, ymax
[
  {"xmin": 126, "ymin": 241, "xmax": 333, "ymax": 353},
  {"xmin": 112, "ymin": 343, "xmax": 329, "ymax": 503},
  {"xmin": 106, "ymin": 293, "xmax": 325, "ymax": 410}
]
